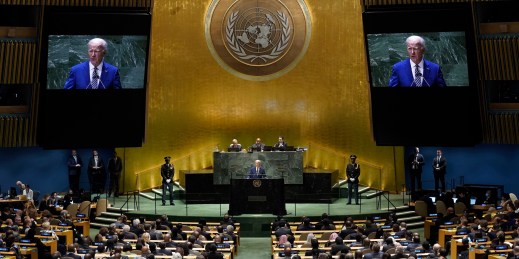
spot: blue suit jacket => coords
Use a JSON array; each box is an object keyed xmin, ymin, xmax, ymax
[
  {"xmin": 247, "ymin": 166, "xmax": 266, "ymax": 179},
  {"xmin": 64, "ymin": 61, "xmax": 122, "ymax": 89},
  {"xmin": 388, "ymin": 58, "xmax": 446, "ymax": 87}
]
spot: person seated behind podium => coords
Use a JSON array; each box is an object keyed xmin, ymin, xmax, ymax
[
  {"xmin": 388, "ymin": 35, "xmax": 446, "ymax": 87},
  {"xmin": 274, "ymin": 136, "xmax": 288, "ymax": 150},
  {"xmin": 64, "ymin": 38, "xmax": 122, "ymax": 90},
  {"xmin": 229, "ymin": 139, "xmax": 242, "ymax": 150},
  {"xmin": 250, "ymin": 138, "xmax": 265, "ymax": 151},
  {"xmin": 247, "ymin": 160, "xmax": 266, "ymax": 179}
]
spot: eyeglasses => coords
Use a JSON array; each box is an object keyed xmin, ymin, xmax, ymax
[
  {"xmin": 88, "ymin": 49, "xmax": 104, "ymax": 54},
  {"xmin": 407, "ymin": 47, "xmax": 423, "ymax": 52}
]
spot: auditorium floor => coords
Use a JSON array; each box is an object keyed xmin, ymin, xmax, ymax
[{"xmin": 106, "ymin": 192, "xmax": 410, "ymax": 220}]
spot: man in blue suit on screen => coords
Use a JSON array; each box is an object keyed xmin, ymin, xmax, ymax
[
  {"xmin": 388, "ymin": 35, "xmax": 446, "ymax": 87},
  {"xmin": 247, "ymin": 160, "xmax": 266, "ymax": 179},
  {"xmin": 64, "ymin": 38, "xmax": 122, "ymax": 89}
]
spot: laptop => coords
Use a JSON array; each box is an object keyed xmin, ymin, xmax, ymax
[
  {"xmin": 470, "ymin": 198, "xmax": 476, "ymax": 205},
  {"xmin": 227, "ymin": 147, "xmax": 241, "ymax": 152},
  {"xmin": 263, "ymin": 146, "xmax": 273, "ymax": 151}
]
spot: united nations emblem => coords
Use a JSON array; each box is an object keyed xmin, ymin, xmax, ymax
[
  {"xmin": 252, "ymin": 179, "xmax": 262, "ymax": 187},
  {"xmin": 205, "ymin": 0, "xmax": 311, "ymax": 81}
]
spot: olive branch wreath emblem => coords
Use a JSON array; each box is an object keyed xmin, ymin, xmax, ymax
[{"xmin": 225, "ymin": 10, "xmax": 291, "ymax": 63}]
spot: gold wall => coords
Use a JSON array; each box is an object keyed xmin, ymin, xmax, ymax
[{"xmin": 122, "ymin": 0, "xmax": 405, "ymax": 193}]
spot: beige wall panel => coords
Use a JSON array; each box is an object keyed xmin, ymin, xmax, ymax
[{"xmin": 122, "ymin": 0, "xmax": 405, "ymax": 193}]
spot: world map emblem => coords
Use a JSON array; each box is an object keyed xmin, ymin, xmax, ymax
[{"xmin": 205, "ymin": 0, "xmax": 312, "ymax": 81}]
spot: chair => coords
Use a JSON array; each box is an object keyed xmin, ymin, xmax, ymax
[
  {"xmin": 319, "ymin": 232, "xmax": 332, "ymax": 241},
  {"xmin": 367, "ymin": 232, "xmax": 377, "ymax": 239},
  {"xmin": 78, "ymin": 201, "xmax": 91, "ymax": 217},
  {"xmin": 181, "ymin": 225, "xmax": 193, "ymax": 231},
  {"xmin": 385, "ymin": 248, "xmax": 396, "ymax": 254},
  {"xmin": 454, "ymin": 202, "xmax": 467, "ymax": 215},
  {"xmin": 50, "ymin": 218, "xmax": 61, "ymax": 225},
  {"xmin": 66, "ymin": 203, "xmax": 79, "ymax": 218},
  {"xmin": 414, "ymin": 200, "xmax": 428, "ymax": 218},
  {"xmin": 96, "ymin": 198, "xmax": 108, "ymax": 217},
  {"xmin": 436, "ymin": 200, "xmax": 447, "ymax": 215},
  {"xmin": 510, "ymin": 193, "xmax": 518, "ymax": 202},
  {"xmin": 298, "ymin": 232, "xmax": 309, "ymax": 241}
]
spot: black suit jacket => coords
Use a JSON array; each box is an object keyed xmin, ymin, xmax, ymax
[
  {"xmin": 408, "ymin": 152, "xmax": 425, "ymax": 173},
  {"xmin": 432, "ymin": 156, "xmax": 447, "ymax": 174},
  {"xmin": 108, "ymin": 156, "xmax": 122, "ymax": 175},
  {"xmin": 66, "ymin": 253, "xmax": 82, "ymax": 259},
  {"xmin": 88, "ymin": 156, "xmax": 105, "ymax": 174},
  {"xmin": 347, "ymin": 163, "xmax": 361, "ymax": 183},
  {"xmin": 68, "ymin": 155, "xmax": 83, "ymax": 175}
]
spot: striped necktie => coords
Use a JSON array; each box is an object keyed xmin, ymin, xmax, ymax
[{"xmin": 413, "ymin": 65, "xmax": 422, "ymax": 87}]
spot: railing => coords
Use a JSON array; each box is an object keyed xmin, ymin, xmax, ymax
[
  {"xmin": 305, "ymin": 142, "xmax": 386, "ymax": 191},
  {"xmin": 119, "ymin": 190, "xmax": 140, "ymax": 214},
  {"xmin": 133, "ymin": 144, "xmax": 217, "ymax": 192},
  {"xmin": 376, "ymin": 190, "xmax": 397, "ymax": 211}
]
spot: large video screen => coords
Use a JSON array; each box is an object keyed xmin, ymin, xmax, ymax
[
  {"xmin": 38, "ymin": 7, "xmax": 151, "ymax": 148},
  {"xmin": 47, "ymin": 35, "xmax": 148, "ymax": 90},
  {"xmin": 363, "ymin": 4, "xmax": 481, "ymax": 146},
  {"xmin": 367, "ymin": 31, "xmax": 469, "ymax": 87}
]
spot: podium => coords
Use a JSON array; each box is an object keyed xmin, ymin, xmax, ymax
[{"xmin": 229, "ymin": 178, "xmax": 286, "ymax": 215}]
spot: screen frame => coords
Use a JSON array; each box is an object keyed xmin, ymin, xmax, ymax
[
  {"xmin": 363, "ymin": 4, "xmax": 481, "ymax": 146},
  {"xmin": 37, "ymin": 7, "xmax": 151, "ymax": 148}
]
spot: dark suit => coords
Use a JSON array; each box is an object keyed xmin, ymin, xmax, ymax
[
  {"xmin": 66, "ymin": 253, "xmax": 82, "ymax": 259},
  {"xmin": 347, "ymin": 162, "xmax": 361, "ymax": 204},
  {"xmin": 389, "ymin": 58, "xmax": 446, "ymax": 87},
  {"xmin": 156, "ymin": 249, "xmax": 172, "ymax": 255},
  {"xmin": 251, "ymin": 143, "xmax": 265, "ymax": 151},
  {"xmin": 161, "ymin": 163, "xmax": 175, "ymax": 205},
  {"xmin": 88, "ymin": 155, "xmax": 105, "ymax": 193},
  {"xmin": 408, "ymin": 151, "xmax": 425, "ymax": 192},
  {"xmin": 108, "ymin": 156, "xmax": 123, "ymax": 197},
  {"xmin": 274, "ymin": 141, "xmax": 288, "ymax": 150},
  {"xmin": 247, "ymin": 166, "xmax": 266, "ymax": 179},
  {"xmin": 207, "ymin": 252, "xmax": 224, "ymax": 259},
  {"xmin": 67, "ymin": 154, "xmax": 83, "ymax": 193},
  {"xmin": 432, "ymin": 155, "xmax": 447, "ymax": 192},
  {"xmin": 64, "ymin": 61, "xmax": 122, "ymax": 89}
]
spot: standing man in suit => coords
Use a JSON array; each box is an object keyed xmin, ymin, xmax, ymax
[
  {"xmin": 432, "ymin": 149, "xmax": 447, "ymax": 193},
  {"xmin": 408, "ymin": 147, "xmax": 425, "ymax": 195},
  {"xmin": 64, "ymin": 38, "xmax": 122, "ymax": 89},
  {"xmin": 67, "ymin": 149, "xmax": 82, "ymax": 194},
  {"xmin": 247, "ymin": 160, "xmax": 266, "ymax": 179},
  {"xmin": 161, "ymin": 156, "xmax": 175, "ymax": 206},
  {"xmin": 108, "ymin": 151, "xmax": 123, "ymax": 197},
  {"xmin": 347, "ymin": 154, "xmax": 361, "ymax": 205},
  {"xmin": 389, "ymin": 35, "xmax": 446, "ymax": 87},
  {"xmin": 88, "ymin": 149, "xmax": 105, "ymax": 194}
]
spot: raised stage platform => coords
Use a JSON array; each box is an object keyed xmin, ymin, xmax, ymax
[{"xmin": 94, "ymin": 186, "xmax": 411, "ymax": 237}]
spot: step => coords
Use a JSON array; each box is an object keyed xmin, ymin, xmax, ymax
[
  {"xmin": 390, "ymin": 205, "xmax": 411, "ymax": 212},
  {"xmin": 90, "ymin": 222, "xmax": 110, "ymax": 229},
  {"xmin": 94, "ymin": 216, "xmax": 118, "ymax": 223},
  {"xmin": 139, "ymin": 192, "xmax": 161, "ymax": 201},
  {"xmin": 358, "ymin": 187, "xmax": 371, "ymax": 194},
  {"xmin": 407, "ymin": 221, "xmax": 425, "ymax": 229},
  {"xmin": 395, "ymin": 210, "xmax": 416, "ymax": 217},
  {"xmin": 398, "ymin": 215, "xmax": 423, "ymax": 223},
  {"xmin": 365, "ymin": 190, "xmax": 385, "ymax": 199},
  {"xmin": 101, "ymin": 211, "xmax": 122, "ymax": 218},
  {"xmin": 107, "ymin": 207, "xmax": 134, "ymax": 213}
]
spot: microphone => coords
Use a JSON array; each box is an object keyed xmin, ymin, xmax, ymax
[
  {"xmin": 415, "ymin": 72, "xmax": 430, "ymax": 87},
  {"xmin": 93, "ymin": 75, "xmax": 106, "ymax": 89}
]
